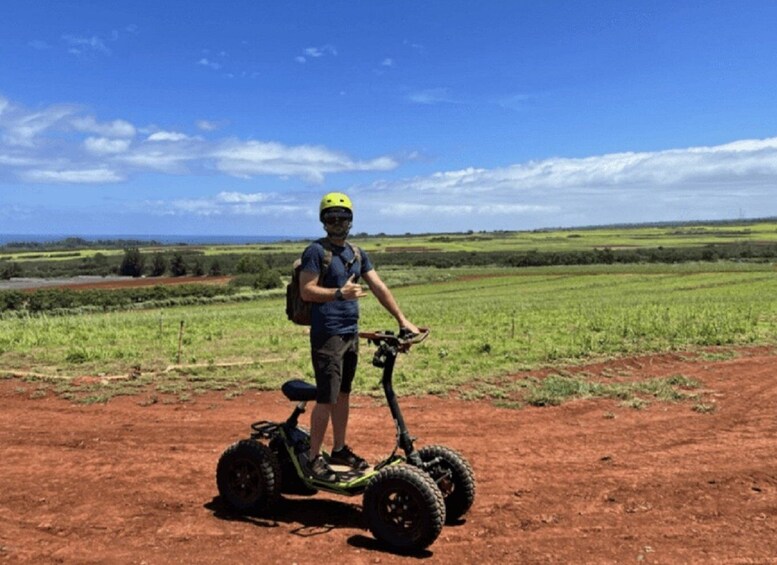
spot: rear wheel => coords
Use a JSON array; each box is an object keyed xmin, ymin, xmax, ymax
[
  {"xmin": 418, "ymin": 445, "xmax": 476, "ymax": 523},
  {"xmin": 216, "ymin": 440, "xmax": 281, "ymax": 513},
  {"xmin": 363, "ymin": 464, "xmax": 445, "ymax": 551}
]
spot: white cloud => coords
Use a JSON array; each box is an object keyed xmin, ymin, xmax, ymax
[
  {"xmin": 151, "ymin": 192, "xmax": 305, "ymax": 218},
  {"xmin": 382, "ymin": 58, "xmax": 394, "ymax": 67},
  {"xmin": 213, "ymin": 140, "xmax": 397, "ymax": 182},
  {"xmin": 0, "ymin": 104, "xmax": 76, "ymax": 146},
  {"xmin": 407, "ymin": 88, "xmax": 457, "ymax": 105},
  {"xmin": 83, "ymin": 137, "xmax": 131, "ymax": 155},
  {"xmin": 196, "ymin": 119, "xmax": 223, "ymax": 131},
  {"xmin": 378, "ymin": 202, "xmax": 556, "ymax": 217},
  {"xmin": 216, "ymin": 191, "xmax": 271, "ymax": 203},
  {"xmin": 197, "ymin": 58, "xmax": 221, "ymax": 70},
  {"xmin": 20, "ymin": 167, "xmax": 122, "ymax": 183},
  {"xmin": 498, "ymin": 94, "xmax": 531, "ymax": 111},
  {"xmin": 341, "ymin": 136, "xmax": 777, "ymax": 231},
  {"xmin": 0, "ymin": 98, "xmax": 397, "ymax": 183},
  {"xmin": 0, "ymin": 95, "xmax": 399, "ymax": 185},
  {"xmin": 124, "ymin": 134, "xmax": 777, "ymax": 231},
  {"xmin": 297, "ymin": 45, "xmax": 337, "ymax": 63},
  {"xmin": 0, "ymin": 153, "xmax": 39, "ymax": 167},
  {"xmin": 71, "ymin": 116, "xmax": 136, "ymax": 138},
  {"xmin": 62, "ymin": 34, "xmax": 111, "ymax": 56},
  {"xmin": 305, "ymin": 45, "xmax": 337, "ymax": 58},
  {"xmin": 147, "ymin": 131, "xmax": 193, "ymax": 142},
  {"xmin": 118, "ymin": 148, "xmax": 194, "ymax": 174},
  {"xmin": 375, "ymin": 139, "xmax": 777, "ymax": 198}
]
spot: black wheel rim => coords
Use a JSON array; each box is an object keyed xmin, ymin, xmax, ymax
[
  {"xmin": 228, "ymin": 459, "xmax": 262, "ymax": 503},
  {"xmin": 376, "ymin": 482, "xmax": 425, "ymax": 537}
]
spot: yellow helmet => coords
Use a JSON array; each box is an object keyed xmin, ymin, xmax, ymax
[{"xmin": 319, "ymin": 192, "xmax": 353, "ymax": 219}]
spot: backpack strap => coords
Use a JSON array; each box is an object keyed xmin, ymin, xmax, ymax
[
  {"xmin": 350, "ymin": 244, "xmax": 362, "ymax": 270},
  {"xmin": 316, "ymin": 238, "xmax": 335, "ymax": 278},
  {"xmin": 317, "ymin": 238, "xmax": 361, "ymax": 276}
]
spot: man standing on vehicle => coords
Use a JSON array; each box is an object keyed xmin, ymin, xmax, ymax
[{"xmin": 299, "ymin": 191, "xmax": 420, "ymax": 482}]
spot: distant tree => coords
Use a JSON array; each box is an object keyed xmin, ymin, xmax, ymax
[
  {"xmin": 208, "ymin": 259, "xmax": 223, "ymax": 276},
  {"xmin": 192, "ymin": 258, "xmax": 205, "ymax": 276},
  {"xmin": 92, "ymin": 253, "xmax": 108, "ymax": 268},
  {"xmin": 236, "ymin": 255, "xmax": 269, "ymax": 274},
  {"xmin": 150, "ymin": 253, "xmax": 167, "ymax": 277},
  {"xmin": 119, "ymin": 248, "xmax": 145, "ymax": 277},
  {"xmin": 170, "ymin": 252, "xmax": 188, "ymax": 277}
]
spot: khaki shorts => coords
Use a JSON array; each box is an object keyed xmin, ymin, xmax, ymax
[{"xmin": 310, "ymin": 332, "xmax": 359, "ymax": 404}]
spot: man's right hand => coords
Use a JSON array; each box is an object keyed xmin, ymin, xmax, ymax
[{"xmin": 339, "ymin": 274, "xmax": 367, "ymax": 300}]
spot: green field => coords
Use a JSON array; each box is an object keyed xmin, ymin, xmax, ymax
[
  {"xmin": 2, "ymin": 262, "xmax": 775, "ymax": 405},
  {"xmin": 197, "ymin": 220, "xmax": 777, "ymax": 255},
  {"xmin": 3, "ymin": 220, "xmax": 777, "ymax": 263}
]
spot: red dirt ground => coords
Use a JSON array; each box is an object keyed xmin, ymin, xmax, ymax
[
  {"xmin": 2, "ymin": 348, "xmax": 777, "ymax": 563},
  {"xmin": 49, "ymin": 276, "xmax": 233, "ymax": 291}
]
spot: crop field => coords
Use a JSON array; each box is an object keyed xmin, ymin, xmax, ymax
[
  {"xmin": 192, "ymin": 220, "xmax": 777, "ymax": 255},
  {"xmin": 3, "ymin": 220, "xmax": 777, "ymax": 263},
  {"xmin": 2, "ymin": 262, "xmax": 775, "ymax": 405}
]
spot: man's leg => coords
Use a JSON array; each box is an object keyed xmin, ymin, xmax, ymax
[
  {"xmin": 328, "ymin": 335, "xmax": 368, "ymax": 470},
  {"xmin": 309, "ymin": 334, "xmax": 344, "ymax": 462},
  {"xmin": 332, "ymin": 335, "xmax": 357, "ymax": 451},
  {"xmin": 309, "ymin": 402, "xmax": 332, "ymax": 460},
  {"xmin": 331, "ymin": 391, "xmax": 350, "ymax": 452}
]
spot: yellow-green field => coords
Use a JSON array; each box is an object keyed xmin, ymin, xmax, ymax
[
  {"xmin": 2, "ymin": 263, "xmax": 775, "ymax": 403},
  {"xmin": 3, "ymin": 220, "xmax": 777, "ymax": 263}
]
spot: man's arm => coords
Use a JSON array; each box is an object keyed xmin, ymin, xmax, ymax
[
  {"xmin": 300, "ymin": 271, "xmax": 366, "ymax": 302},
  {"xmin": 362, "ymin": 270, "xmax": 420, "ymax": 333}
]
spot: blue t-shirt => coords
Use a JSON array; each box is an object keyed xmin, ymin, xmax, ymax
[{"xmin": 300, "ymin": 240, "xmax": 374, "ymax": 337}]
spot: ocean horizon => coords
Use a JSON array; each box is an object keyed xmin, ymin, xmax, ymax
[{"xmin": 0, "ymin": 233, "xmax": 311, "ymax": 246}]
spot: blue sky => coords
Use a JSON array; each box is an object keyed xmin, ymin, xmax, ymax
[{"xmin": 2, "ymin": 1, "xmax": 777, "ymax": 237}]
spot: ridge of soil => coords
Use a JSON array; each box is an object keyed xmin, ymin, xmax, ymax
[{"xmin": 1, "ymin": 347, "xmax": 776, "ymax": 563}]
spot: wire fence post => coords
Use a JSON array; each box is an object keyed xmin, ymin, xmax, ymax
[{"xmin": 176, "ymin": 320, "xmax": 185, "ymax": 364}]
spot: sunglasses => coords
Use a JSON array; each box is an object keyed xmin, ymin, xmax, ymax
[{"xmin": 323, "ymin": 213, "xmax": 352, "ymax": 224}]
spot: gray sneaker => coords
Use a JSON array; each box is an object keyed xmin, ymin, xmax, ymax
[
  {"xmin": 306, "ymin": 454, "xmax": 337, "ymax": 482},
  {"xmin": 329, "ymin": 445, "xmax": 369, "ymax": 471}
]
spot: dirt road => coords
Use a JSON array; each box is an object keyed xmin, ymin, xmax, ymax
[{"xmin": 2, "ymin": 348, "xmax": 776, "ymax": 563}]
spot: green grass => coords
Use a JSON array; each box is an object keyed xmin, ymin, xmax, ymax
[
  {"xmin": 1, "ymin": 262, "xmax": 775, "ymax": 403},
  {"xmin": 520, "ymin": 373, "xmax": 701, "ymax": 407}
]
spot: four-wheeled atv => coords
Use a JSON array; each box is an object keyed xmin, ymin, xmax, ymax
[{"xmin": 215, "ymin": 329, "xmax": 475, "ymax": 551}]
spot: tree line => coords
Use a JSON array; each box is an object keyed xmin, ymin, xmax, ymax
[
  {"xmin": 373, "ymin": 242, "xmax": 777, "ymax": 268},
  {"xmin": 3, "ymin": 242, "xmax": 777, "ymax": 282},
  {"xmin": 1, "ymin": 247, "xmax": 292, "ymax": 282}
]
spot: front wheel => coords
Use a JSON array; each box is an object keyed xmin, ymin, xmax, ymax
[
  {"xmin": 216, "ymin": 439, "xmax": 281, "ymax": 514},
  {"xmin": 418, "ymin": 445, "xmax": 476, "ymax": 523},
  {"xmin": 363, "ymin": 464, "xmax": 446, "ymax": 551}
]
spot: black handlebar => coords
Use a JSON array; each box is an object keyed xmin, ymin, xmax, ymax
[{"xmin": 359, "ymin": 328, "xmax": 429, "ymax": 351}]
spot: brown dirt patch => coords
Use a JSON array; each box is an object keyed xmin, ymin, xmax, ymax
[
  {"xmin": 2, "ymin": 349, "xmax": 777, "ymax": 563},
  {"xmin": 48, "ymin": 276, "xmax": 232, "ymax": 291}
]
